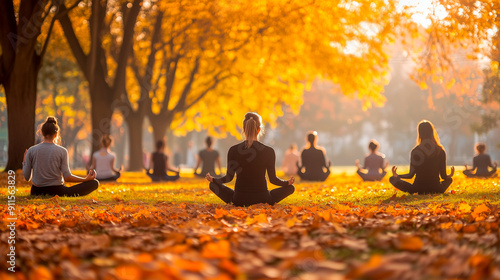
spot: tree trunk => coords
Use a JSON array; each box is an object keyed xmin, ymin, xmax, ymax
[
  {"xmin": 89, "ymin": 83, "xmax": 114, "ymax": 157},
  {"xmin": 4, "ymin": 63, "xmax": 39, "ymax": 171},
  {"xmin": 150, "ymin": 116, "xmax": 171, "ymax": 145},
  {"xmin": 125, "ymin": 114, "xmax": 144, "ymax": 171}
]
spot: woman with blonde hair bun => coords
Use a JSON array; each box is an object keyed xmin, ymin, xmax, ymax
[{"xmin": 206, "ymin": 112, "xmax": 295, "ymax": 206}]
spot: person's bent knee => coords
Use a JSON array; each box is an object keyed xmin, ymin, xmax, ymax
[
  {"xmin": 389, "ymin": 176, "xmax": 398, "ymax": 185},
  {"xmin": 90, "ymin": 179, "xmax": 99, "ymax": 190},
  {"xmin": 287, "ymin": 184, "xmax": 295, "ymax": 195}
]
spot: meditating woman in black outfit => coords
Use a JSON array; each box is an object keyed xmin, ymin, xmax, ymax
[
  {"xmin": 463, "ymin": 143, "xmax": 497, "ymax": 178},
  {"xmin": 146, "ymin": 139, "xmax": 180, "ymax": 182},
  {"xmin": 296, "ymin": 131, "xmax": 331, "ymax": 181},
  {"xmin": 206, "ymin": 112, "xmax": 295, "ymax": 206},
  {"xmin": 356, "ymin": 139, "xmax": 388, "ymax": 181},
  {"xmin": 194, "ymin": 136, "xmax": 221, "ymax": 177},
  {"xmin": 390, "ymin": 120, "xmax": 454, "ymax": 194}
]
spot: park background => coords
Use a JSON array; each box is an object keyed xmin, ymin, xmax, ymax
[
  {"xmin": 2, "ymin": 1, "xmax": 500, "ymax": 279},
  {"xmin": 1, "ymin": 0, "xmax": 500, "ymax": 172}
]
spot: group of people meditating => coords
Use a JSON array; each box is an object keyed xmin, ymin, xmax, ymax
[{"xmin": 22, "ymin": 114, "xmax": 497, "ymax": 206}]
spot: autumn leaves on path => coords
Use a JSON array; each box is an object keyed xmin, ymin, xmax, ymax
[{"xmin": 1, "ymin": 197, "xmax": 500, "ymax": 280}]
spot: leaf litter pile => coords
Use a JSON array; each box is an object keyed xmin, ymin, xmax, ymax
[{"xmin": 1, "ymin": 171, "xmax": 500, "ymax": 280}]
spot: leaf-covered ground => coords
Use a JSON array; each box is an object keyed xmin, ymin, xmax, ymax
[{"xmin": 1, "ymin": 169, "xmax": 500, "ymax": 280}]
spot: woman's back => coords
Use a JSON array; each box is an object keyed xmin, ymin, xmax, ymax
[
  {"xmin": 283, "ymin": 150, "xmax": 299, "ymax": 174},
  {"xmin": 93, "ymin": 150, "xmax": 115, "ymax": 179},
  {"xmin": 24, "ymin": 143, "xmax": 71, "ymax": 187},
  {"xmin": 199, "ymin": 149, "xmax": 219, "ymax": 176},
  {"xmin": 364, "ymin": 153, "xmax": 385, "ymax": 175},
  {"xmin": 412, "ymin": 144, "xmax": 446, "ymax": 185},
  {"xmin": 224, "ymin": 141, "xmax": 286, "ymax": 192},
  {"xmin": 301, "ymin": 147, "xmax": 326, "ymax": 171},
  {"xmin": 152, "ymin": 152, "xmax": 167, "ymax": 176},
  {"xmin": 473, "ymin": 154, "xmax": 492, "ymax": 175}
]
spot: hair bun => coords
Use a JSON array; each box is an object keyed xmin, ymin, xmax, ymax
[{"xmin": 46, "ymin": 116, "xmax": 57, "ymax": 125}]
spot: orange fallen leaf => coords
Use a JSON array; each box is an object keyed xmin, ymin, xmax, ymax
[
  {"xmin": 395, "ymin": 235, "xmax": 423, "ymax": 251},
  {"xmin": 463, "ymin": 224, "xmax": 477, "ymax": 233},
  {"xmin": 30, "ymin": 266, "xmax": 53, "ymax": 280},
  {"xmin": 115, "ymin": 265, "xmax": 142, "ymax": 280},
  {"xmin": 202, "ymin": 240, "xmax": 231, "ymax": 259}
]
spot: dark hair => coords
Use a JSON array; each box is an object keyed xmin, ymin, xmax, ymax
[
  {"xmin": 156, "ymin": 139, "xmax": 165, "ymax": 151},
  {"xmin": 417, "ymin": 120, "xmax": 444, "ymax": 150},
  {"xmin": 475, "ymin": 143, "xmax": 486, "ymax": 154},
  {"xmin": 307, "ymin": 131, "xmax": 317, "ymax": 147},
  {"xmin": 40, "ymin": 116, "xmax": 61, "ymax": 144},
  {"xmin": 101, "ymin": 135, "xmax": 112, "ymax": 148},
  {"xmin": 243, "ymin": 112, "xmax": 263, "ymax": 148},
  {"xmin": 205, "ymin": 136, "xmax": 213, "ymax": 148},
  {"xmin": 368, "ymin": 140, "xmax": 379, "ymax": 152}
]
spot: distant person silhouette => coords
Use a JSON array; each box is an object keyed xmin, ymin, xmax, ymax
[
  {"xmin": 463, "ymin": 143, "xmax": 497, "ymax": 178},
  {"xmin": 146, "ymin": 139, "xmax": 180, "ymax": 182},
  {"xmin": 186, "ymin": 140, "xmax": 197, "ymax": 168},
  {"xmin": 194, "ymin": 136, "xmax": 221, "ymax": 177},
  {"xmin": 356, "ymin": 139, "xmax": 388, "ymax": 181},
  {"xmin": 390, "ymin": 120, "xmax": 454, "ymax": 194},
  {"xmin": 282, "ymin": 144, "xmax": 300, "ymax": 175},
  {"xmin": 90, "ymin": 135, "xmax": 122, "ymax": 181},
  {"xmin": 296, "ymin": 131, "xmax": 331, "ymax": 181},
  {"xmin": 206, "ymin": 112, "xmax": 295, "ymax": 206},
  {"xmin": 23, "ymin": 116, "xmax": 99, "ymax": 197}
]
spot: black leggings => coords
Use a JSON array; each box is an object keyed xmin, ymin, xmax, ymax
[
  {"xmin": 147, "ymin": 172, "xmax": 180, "ymax": 182},
  {"xmin": 209, "ymin": 182, "xmax": 295, "ymax": 207},
  {"xmin": 31, "ymin": 180, "xmax": 99, "ymax": 197},
  {"xmin": 357, "ymin": 170, "xmax": 387, "ymax": 182},
  {"xmin": 297, "ymin": 168, "xmax": 330, "ymax": 182},
  {"xmin": 97, "ymin": 172, "xmax": 121, "ymax": 182},
  {"xmin": 463, "ymin": 167, "xmax": 497, "ymax": 178},
  {"xmin": 389, "ymin": 176, "xmax": 452, "ymax": 194}
]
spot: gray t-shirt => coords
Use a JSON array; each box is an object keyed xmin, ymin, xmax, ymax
[{"xmin": 23, "ymin": 143, "xmax": 72, "ymax": 187}]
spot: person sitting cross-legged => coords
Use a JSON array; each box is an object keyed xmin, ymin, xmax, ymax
[{"xmin": 23, "ymin": 116, "xmax": 99, "ymax": 197}]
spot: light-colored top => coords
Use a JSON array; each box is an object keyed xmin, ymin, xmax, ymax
[
  {"xmin": 22, "ymin": 143, "xmax": 71, "ymax": 187},
  {"xmin": 186, "ymin": 147, "xmax": 196, "ymax": 168},
  {"xmin": 283, "ymin": 150, "xmax": 300, "ymax": 175},
  {"xmin": 363, "ymin": 152, "xmax": 386, "ymax": 176},
  {"xmin": 93, "ymin": 148, "xmax": 116, "ymax": 179}
]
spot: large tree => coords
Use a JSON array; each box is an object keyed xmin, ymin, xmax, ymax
[
  {"xmin": 57, "ymin": 0, "xmax": 142, "ymax": 159},
  {"xmin": 116, "ymin": 0, "xmax": 402, "ymax": 170},
  {"xmin": 408, "ymin": 1, "xmax": 499, "ymax": 121},
  {"xmin": 0, "ymin": 0, "xmax": 71, "ymax": 171}
]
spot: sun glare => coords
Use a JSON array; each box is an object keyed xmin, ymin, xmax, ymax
[{"xmin": 398, "ymin": 0, "xmax": 448, "ymax": 27}]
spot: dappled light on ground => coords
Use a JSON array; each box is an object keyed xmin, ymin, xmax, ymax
[{"xmin": 1, "ymin": 170, "xmax": 500, "ymax": 279}]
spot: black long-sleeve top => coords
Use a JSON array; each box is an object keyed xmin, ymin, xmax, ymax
[
  {"xmin": 213, "ymin": 141, "xmax": 288, "ymax": 192},
  {"xmin": 299, "ymin": 147, "xmax": 329, "ymax": 176},
  {"xmin": 472, "ymin": 154, "xmax": 494, "ymax": 175},
  {"xmin": 399, "ymin": 144, "xmax": 448, "ymax": 186}
]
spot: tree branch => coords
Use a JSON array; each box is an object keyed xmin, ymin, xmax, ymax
[
  {"xmin": 160, "ymin": 55, "xmax": 179, "ymax": 113},
  {"xmin": 112, "ymin": 0, "xmax": 142, "ymax": 100},
  {"xmin": 173, "ymin": 56, "xmax": 200, "ymax": 113},
  {"xmin": 58, "ymin": 4, "xmax": 89, "ymax": 80},
  {"xmin": 183, "ymin": 72, "xmax": 231, "ymax": 111}
]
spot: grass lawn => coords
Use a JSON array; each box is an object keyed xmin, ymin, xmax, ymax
[{"xmin": 1, "ymin": 168, "xmax": 499, "ymax": 279}]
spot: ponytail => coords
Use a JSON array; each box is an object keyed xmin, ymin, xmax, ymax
[{"xmin": 243, "ymin": 112, "xmax": 263, "ymax": 148}]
